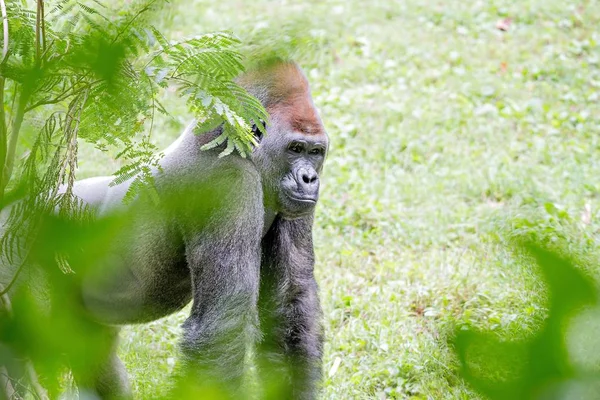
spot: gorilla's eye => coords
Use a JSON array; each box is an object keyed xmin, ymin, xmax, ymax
[
  {"xmin": 308, "ymin": 148, "xmax": 323, "ymax": 155},
  {"xmin": 288, "ymin": 142, "xmax": 304, "ymax": 153},
  {"xmin": 251, "ymin": 120, "xmax": 266, "ymax": 141}
]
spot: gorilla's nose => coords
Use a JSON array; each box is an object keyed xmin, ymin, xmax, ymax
[{"xmin": 297, "ymin": 167, "xmax": 319, "ymax": 194}]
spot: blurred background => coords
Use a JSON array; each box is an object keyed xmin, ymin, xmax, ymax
[{"xmin": 5, "ymin": 0, "xmax": 600, "ymax": 398}]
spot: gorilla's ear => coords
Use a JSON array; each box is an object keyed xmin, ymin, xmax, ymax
[{"xmin": 251, "ymin": 119, "xmax": 267, "ymax": 142}]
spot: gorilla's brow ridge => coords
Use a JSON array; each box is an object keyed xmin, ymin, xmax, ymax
[{"xmin": 291, "ymin": 118, "xmax": 325, "ymax": 135}]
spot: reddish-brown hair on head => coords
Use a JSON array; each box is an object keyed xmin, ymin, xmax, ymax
[
  {"xmin": 238, "ymin": 61, "xmax": 325, "ymax": 136},
  {"xmin": 238, "ymin": 61, "xmax": 309, "ymax": 106}
]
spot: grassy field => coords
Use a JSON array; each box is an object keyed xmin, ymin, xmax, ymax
[{"xmin": 75, "ymin": 0, "xmax": 600, "ymax": 398}]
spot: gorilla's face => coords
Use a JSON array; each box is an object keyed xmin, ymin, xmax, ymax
[
  {"xmin": 252, "ymin": 102, "xmax": 328, "ymax": 219},
  {"xmin": 277, "ymin": 131, "xmax": 327, "ymax": 218}
]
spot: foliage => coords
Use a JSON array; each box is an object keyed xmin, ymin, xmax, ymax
[
  {"xmin": 0, "ymin": 191, "xmax": 257, "ymax": 399},
  {"xmin": 109, "ymin": 1, "xmax": 600, "ymax": 399},
  {"xmin": 1, "ymin": 211, "xmax": 125, "ymax": 398},
  {"xmin": 0, "ymin": 0, "xmax": 268, "ymax": 260},
  {"xmin": 454, "ymin": 241, "xmax": 599, "ymax": 399},
  {"xmin": 2, "ymin": 0, "xmax": 600, "ymax": 399},
  {"xmin": 0, "ymin": 0, "xmax": 272, "ymax": 397}
]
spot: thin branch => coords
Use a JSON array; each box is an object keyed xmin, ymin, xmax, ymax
[
  {"xmin": 25, "ymin": 85, "xmax": 81, "ymax": 112},
  {"xmin": 0, "ymin": 370, "xmax": 40, "ymax": 399},
  {"xmin": 0, "ymin": 78, "xmax": 6, "ymax": 199},
  {"xmin": 0, "ymin": 247, "xmax": 30, "ymax": 296},
  {"xmin": 58, "ymin": 89, "xmax": 88, "ymax": 191},
  {"xmin": 0, "ymin": 281, "xmax": 49, "ymax": 400},
  {"xmin": 145, "ymin": 73, "xmax": 156, "ymax": 140},
  {"xmin": 40, "ymin": 0, "xmax": 46, "ymax": 54},
  {"xmin": 35, "ymin": 0, "xmax": 41, "ymax": 63},
  {"xmin": 26, "ymin": 362, "xmax": 48, "ymax": 400},
  {"xmin": 0, "ymin": 367, "xmax": 17, "ymax": 399},
  {"xmin": 3, "ymin": 90, "xmax": 29, "ymax": 188},
  {"xmin": 25, "ymin": 74, "xmax": 103, "ymax": 113},
  {"xmin": 111, "ymin": 0, "xmax": 159, "ymax": 45},
  {"xmin": 0, "ymin": 0, "xmax": 7, "ymax": 199},
  {"xmin": 0, "ymin": 0, "xmax": 8, "ymax": 59}
]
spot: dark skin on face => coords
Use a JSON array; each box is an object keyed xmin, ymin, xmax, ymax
[
  {"xmin": 280, "ymin": 132, "xmax": 327, "ymax": 206},
  {"xmin": 251, "ymin": 74, "xmax": 329, "ymax": 221}
]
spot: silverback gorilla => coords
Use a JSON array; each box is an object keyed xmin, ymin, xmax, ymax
[{"xmin": 62, "ymin": 62, "xmax": 328, "ymax": 399}]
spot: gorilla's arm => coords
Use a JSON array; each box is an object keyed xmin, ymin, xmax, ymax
[
  {"xmin": 257, "ymin": 215, "xmax": 324, "ymax": 400},
  {"xmin": 65, "ymin": 176, "xmax": 133, "ymax": 213},
  {"xmin": 175, "ymin": 161, "xmax": 264, "ymax": 395},
  {"xmin": 57, "ymin": 176, "xmax": 112, "ymax": 209}
]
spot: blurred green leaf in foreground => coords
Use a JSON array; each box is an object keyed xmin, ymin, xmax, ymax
[{"xmin": 454, "ymin": 242, "xmax": 600, "ymax": 399}]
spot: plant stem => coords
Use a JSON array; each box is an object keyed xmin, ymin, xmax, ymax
[
  {"xmin": 0, "ymin": 79, "xmax": 6, "ymax": 200},
  {"xmin": 0, "ymin": 282, "xmax": 49, "ymax": 400},
  {"xmin": 40, "ymin": 0, "xmax": 45, "ymax": 54},
  {"xmin": 2, "ymin": 91, "xmax": 28, "ymax": 190},
  {"xmin": 0, "ymin": 0, "xmax": 8, "ymax": 200},
  {"xmin": 35, "ymin": 0, "xmax": 41, "ymax": 63},
  {"xmin": 0, "ymin": 0, "xmax": 8, "ymax": 60}
]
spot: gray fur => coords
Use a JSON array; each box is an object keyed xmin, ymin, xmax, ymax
[{"xmin": 5, "ymin": 62, "xmax": 328, "ymax": 399}]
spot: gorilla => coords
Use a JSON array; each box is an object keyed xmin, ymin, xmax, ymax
[{"xmin": 2, "ymin": 61, "xmax": 328, "ymax": 399}]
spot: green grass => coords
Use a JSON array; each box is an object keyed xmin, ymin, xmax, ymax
[{"xmin": 75, "ymin": 0, "xmax": 600, "ymax": 398}]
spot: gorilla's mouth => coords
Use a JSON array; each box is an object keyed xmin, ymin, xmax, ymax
[
  {"xmin": 280, "ymin": 173, "xmax": 319, "ymax": 209},
  {"xmin": 288, "ymin": 195, "xmax": 317, "ymax": 204}
]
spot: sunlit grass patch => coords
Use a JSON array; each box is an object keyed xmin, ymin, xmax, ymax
[{"xmin": 68, "ymin": 0, "xmax": 600, "ymax": 398}]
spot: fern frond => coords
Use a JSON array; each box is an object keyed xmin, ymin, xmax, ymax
[{"xmin": 1, "ymin": 0, "xmax": 270, "ymax": 261}]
